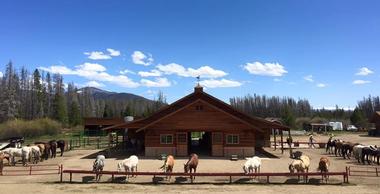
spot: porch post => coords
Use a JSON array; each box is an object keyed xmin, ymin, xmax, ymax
[
  {"xmin": 273, "ymin": 128, "xmax": 277, "ymax": 150},
  {"xmin": 280, "ymin": 129, "xmax": 284, "ymax": 154}
]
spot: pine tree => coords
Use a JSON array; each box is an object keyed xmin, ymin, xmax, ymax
[
  {"xmin": 32, "ymin": 69, "xmax": 44, "ymax": 118},
  {"xmin": 52, "ymin": 74, "xmax": 68, "ymax": 124},
  {"xmin": 69, "ymin": 100, "xmax": 81, "ymax": 126},
  {"xmin": 350, "ymin": 108, "xmax": 367, "ymax": 128},
  {"xmin": 0, "ymin": 61, "xmax": 19, "ymax": 122}
]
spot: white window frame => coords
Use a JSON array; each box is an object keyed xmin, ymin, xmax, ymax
[
  {"xmin": 160, "ymin": 134, "xmax": 173, "ymax": 144},
  {"xmin": 226, "ymin": 134, "xmax": 239, "ymax": 144}
]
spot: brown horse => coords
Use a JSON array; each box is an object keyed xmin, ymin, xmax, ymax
[
  {"xmin": 334, "ymin": 140, "xmax": 343, "ymax": 157},
  {"xmin": 160, "ymin": 155, "xmax": 175, "ymax": 181},
  {"xmin": 184, "ymin": 153, "xmax": 198, "ymax": 181},
  {"xmin": 35, "ymin": 142, "xmax": 50, "ymax": 160},
  {"xmin": 35, "ymin": 143, "xmax": 45, "ymax": 162},
  {"xmin": 0, "ymin": 152, "xmax": 6, "ymax": 175},
  {"xmin": 318, "ymin": 156, "xmax": 330, "ymax": 182}
]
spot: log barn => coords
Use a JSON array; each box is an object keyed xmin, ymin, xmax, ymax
[{"xmin": 104, "ymin": 85, "xmax": 289, "ymax": 157}]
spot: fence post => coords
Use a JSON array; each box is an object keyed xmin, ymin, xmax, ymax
[
  {"xmin": 97, "ymin": 138, "xmax": 100, "ymax": 149},
  {"xmin": 70, "ymin": 172, "xmax": 72, "ymax": 183},
  {"xmin": 60, "ymin": 164, "xmax": 63, "ymax": 183},
  {"xmin": 29, "ymin": 165, "xmax": 32, "ymax": 175},
  {"xmin": 376, "ymin": 167, "xmax": 378, "ymax": 177}
]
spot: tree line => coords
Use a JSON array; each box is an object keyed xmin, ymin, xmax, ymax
[
  {"xmin": 230, "ymin": 94, "xmax": 379, "ymax": 129},
  {"xmin": 0, "ymin": 61, "xmax": 166, "ymax": 126}
]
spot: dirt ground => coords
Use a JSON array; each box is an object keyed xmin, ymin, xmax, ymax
[{"xmin": 1, "ymin": 132, "xmax": 379, "ymax": 194}]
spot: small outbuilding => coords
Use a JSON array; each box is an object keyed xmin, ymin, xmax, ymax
[{"xmin": 103, "ymin": 85, "xmax": 289, "ymax": 157}]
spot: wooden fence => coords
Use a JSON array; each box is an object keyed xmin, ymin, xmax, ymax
[
  {"xmin": 1, "ymin": 164, "xmax": 61, "ymax": 176},
  {"xmin": 60, "ymin": 166, "xmax": 349, "ymax": 184}
]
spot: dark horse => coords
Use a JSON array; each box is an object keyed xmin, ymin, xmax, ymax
[
  {"xmin": 326, "ymin": 138, "xmax": 336, "ymax": 154},
  {"xmin": 341, "ymin": 142, "xmax": 359, "ymax": 159},
  {"xmin": 184, "ymin": 153, "xmax": 199, "ymax": 180},
  {"xmin": 57, "ymin": 140, "xmax": 66, "ymax": 157},
  {"xmin": 362, "ymin": 146, "xmax": 380, "ymax": 165},
  {"xmin": 49, "ymin": 140, "xmax": 57, "ymax": 158}
]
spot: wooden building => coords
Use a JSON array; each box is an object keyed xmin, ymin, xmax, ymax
[
  {"xmin": 104, "ymin": 86, "xmax": 289, "ymax": 157},
  {"xmin": 84, "ymin": 117, "xmax": 125, "ymax": 135}
]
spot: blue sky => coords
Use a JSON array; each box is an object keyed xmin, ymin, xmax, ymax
[{"xmin": 0, "ymin": 0, "xmax": 379, "ymax": 109}]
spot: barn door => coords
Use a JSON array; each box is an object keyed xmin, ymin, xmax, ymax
[
  {"xmin": 176, "ymin": 132, "xmax": 188, "ymax": 156},
  {"xmin": 212, "ymin": 132, "xmax": 223, "ymax": 156}
]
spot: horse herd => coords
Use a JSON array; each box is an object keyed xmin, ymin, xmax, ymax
[
  {"xmin": 0, "ymin": 140, "xmax": 66, "ymax": 167},
  {"xmin": 325, "ymin": 137, "xmax": 380, "ymax": 165},
  {"xmin": 91, "ymin": 152, "xmax": 331, "ymax": 183}
]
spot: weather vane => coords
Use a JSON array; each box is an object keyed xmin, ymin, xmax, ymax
[{"xmin": 196, "ymin": 75, "xmax": 200, "ymax": 86}]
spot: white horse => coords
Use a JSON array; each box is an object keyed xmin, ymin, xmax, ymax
[
  {"xmin": 117, "ymin": 155, "xmax": 139, "ymax": 180},
  {"xmin": 30, "ymin": 146, "xmax": 41, "ymax": 164},
  {"xmin": 289, "ymin": 155, "xmax": 310, "ymax": 182},
  {"xmin": 243, "ymin": 156, "xmax": 261, "ymax": 179},
  {"xmin": 3, "ymin": 148, "xmax": 23, "ymax": 166},
  {"xmin": 21, "ymin": 146, "xmax": 33, "ymax": 166},
  {"xmin": 93, "ymin": 155, "xmax": 105, "ymax": 182}
]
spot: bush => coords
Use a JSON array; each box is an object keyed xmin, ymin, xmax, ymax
[{"xmin": 0, "ymin": 118, "xmax": 62, "ymax": 139}]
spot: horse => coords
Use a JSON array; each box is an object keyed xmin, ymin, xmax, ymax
[
  {"xmin": 326, "ymin": 138, "xmax": 336, "ymax": 154},
  {"xmin": 334, "ymin": 140, "xmax": 343, "ymax": 157},
  {"xmin": 184, "ymin": 153, "xmax": 198, "ymax": 181},
  {"xmin": 3, "ymin": 147, "xmax": 23, "ymax": 166},
  {"xmin": 93, "ymin": 155, "xmax": 105, "ymax": 182},
  {"xmin": 341, "ymin": 142, "xmax": 359, "ymax": 159},
  {"xmin": 49, "ymin": 140, "xmax": 57, "ymax": 158},
  {"xmin": 160, "ymin": 155, "xmax": 174, "ymax": 181},
  {"xmin": 243, "ymin": 156, "xmax": 261, "ymax": 179},
  {"xmin": 0, "ymin": 151, "xmax": 5, "ymax": 175},
  {"xmin": 35, "ymin": 142, "xmax": 50, "ymax": 160},
  {"xmin": 35, "ymin": 143, "xmax": 45, "ymax": 162},
  {"xmin": 291, "ymin": 151, "xmax": 303, "ymax": 159},
  {"xmin": 318, "ymin": 156, "xmax": 330, "ymax": 182},
  {"xmin": 362, "ymin": 146, "xmax": 378, "ymax": 164},
  {"xmin": 289, "ymin": 155, "xmax": 310, "ymax": 182},
  {"xmin": 117, "ymin": 155, "xmax": 139, "ymax": 181},
  {"xmin": 21, "ymin": 146, "xmax": 33, "ymax": 166},
  {"xmin": 57, "ymin": 140, "xmax": 66, "ymax": 157},
  {"xmin": 353, "ymin": 145, "xmax": 366, "ymax": 163},
  {"xmin": 29, "ymin": 145, "xmax": 41, "ymax": 164}
]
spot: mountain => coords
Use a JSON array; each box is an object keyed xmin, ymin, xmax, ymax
[{"xmin": 79, "ymin": 87, "xmax": 153, "ymax": 102}]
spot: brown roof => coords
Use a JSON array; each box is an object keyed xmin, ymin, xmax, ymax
[
  {"xmin": 84, "ymin": 117, "xmax": 125, "ymax": 126},
  {"xmin": 103, "ymin": 87, "xmax": 290, "ymax": 132},
  {"xmin": 370, "ymin": 111, "xmax": 380, "ymax": 123}
]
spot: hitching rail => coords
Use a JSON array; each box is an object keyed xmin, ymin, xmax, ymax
[
  {"xmin": 1, "ymin": 164, "xmax": 61, "ymax": 176},
  {"xmin": 60, "ymin": 166, "xmax": 349, "ymax": 184}
]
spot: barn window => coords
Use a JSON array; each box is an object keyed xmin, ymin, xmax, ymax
[
  {"xmin": 226, "ymin": 134, "xmax": 239, "ymax": 144},
  {"xmin": 160, "ymin": 134, "xmax": 173, "ymax": 144},
  {"xmin": 212, "ymin": 132, "xmax": 223, "ymax": 144},
  {"xmin": 177, "ymin": 133, "xmax": 187, "ymax": 143},
  {"xmin": 195, "ymin": 105, "xmax": 203, "ymax": 111}
]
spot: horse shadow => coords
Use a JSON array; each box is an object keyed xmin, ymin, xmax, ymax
[
  {"xmin": 284, "ymin": 178, "xmax": 321, "ymax": 185},
  {"xmin": 82, "ymin": 176, "xmax": 95, "ymax": 183},
  {"xmin": 174, "ymin": 176, "xmax": 188, "ymax": 183}
]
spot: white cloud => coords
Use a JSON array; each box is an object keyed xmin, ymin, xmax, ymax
[
  {"xmin": 85, "ymin": 81, "xmax": 105, "ymax": 88},
  {"xmin": 316, "ymin": 83, "xmax": 327, "ymax": 88},
  {"xmin": 356, "ymin": 67, "xmax": 374, "ymax": 76},
  {"xmin": 84, "ymin": 48, "xmax": 121, "ymax": 60},
  {"xmin": 273, "ymin": 78, "xmax": 282, "ymax": 82},
  {"xmin": 156, "ymin": 63, "xmax": 227, "ymax": 78},
  {"xmin": 131, "ymin": 51, "xmax": 153, "ymax": 66},
  {"xmin": 0, "ymin": 71, "xmax": 4, "ymax": 77},
  {"xmin": 107, "ymin": 48, "xmax": 120, "ymax": 56},
  {"xmin": 243, "ymin": 61, "xmax": 287, "ymax": 76},
  {"xmin": 140, "ymin": 77, "xmax": 171, "ymax": 87},
  {"xmin": 84, "ymin": 51, "xmax": 111, "ymax": 60},
  {"xmin": 352, "ymin": 80, "xmax": 371, "ymax": 85},
  {"xmin": 119, "ymin": 69, "xmax": 136, "ymax": 75},
  {"xmin": 39, "ymin": 63, "xmax": 140, "ymax": 88},
  {"xmin": 303, "ymin": 75, "xmax": 314, "ymax": 82},
  {"xmin": 199, "ymin": 79, "xmax": 242, "ymax": 88},
  {"xmin": 138, "ymin": 69, "xmax": 162, "ymax": 77}
]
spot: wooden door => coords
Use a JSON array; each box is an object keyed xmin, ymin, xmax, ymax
[
  {"xmin": 212, "ymin": 132, "xmax": 223, "ymax": 156},
  {"xmin": 176, "ymin": 132, "xmax": 188, "ymax": 156}
]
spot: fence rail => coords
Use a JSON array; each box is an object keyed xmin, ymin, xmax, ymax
[
  {"xmin": 2, "ymin": 164, "xmax": 61, "ymax": 176},
  {"xmin": 60, "ymin": 167, "xmax": 349, "ymax": 184},
  {"xmin": 348, "ymin": 166, "xmax": 379, "ymax": 177}
]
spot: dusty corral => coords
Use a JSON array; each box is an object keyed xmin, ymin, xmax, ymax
[{"xmin": 1, "ymin": 133, "xmax": 379, "ymax": 194}]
